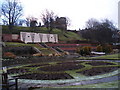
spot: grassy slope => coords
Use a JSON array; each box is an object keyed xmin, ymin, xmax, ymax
[
  {"xmin": 79, "ymin": 53, "xmax": 120, "ymax": 60},
  {"xmin": 4, "ymin": 42, "xmax": 55, "ymax": 55},
  {"xmin": 2, "ymin": 25, "xmax": 83, "ymax": 41},
  {"xmin": 91, "ymin": 53, "xmax": 120, "ymax": 59}
]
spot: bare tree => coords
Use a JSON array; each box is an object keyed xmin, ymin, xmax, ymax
[
  {"xmin": 26, "ymin": 16, "xmax": 38, "ymax": 27},
  {"xmin": 41, "ymin": 9, "xmax": 57, "ymax": 33},
  {"xmin": 82, "ymin": 18, "xmax": 118, "ymax": 43},
  {"xmin": 66, "ymin": 17, "xmax": 71, "ymax": 29},
  {"xmin": 1, "ymin": 0, "xmax": 23, "ymax": 30},
  {"xmin": 86, "ymin": 18, "xmax": 100, "ymax": 29}
]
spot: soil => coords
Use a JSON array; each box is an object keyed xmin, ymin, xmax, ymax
[
  {"xmin": 24, "ymin": 64, "xmax": 49, "ymax": 67},
  {"xmin": 8, "ymin": 68, "xmax": 30, "ymax": 74},
  {"xmin": 3, "ymin": 46, "xmax": 37, "ymax": 55},
  {"xmin": 38, "ymin": 63, "xmax": 84, "ymax": 72},
  {"xmin": 15, "ymin": 73, "xmax": 74, "ymax": 80},
  {"xmin": 85, "ymin": 61, "xmax": 116, "ymax": 66},
  {"xmin": 2, "ymin": 56, "xmax": 77, "ymax": 67},
  {"xmin": 6, "ymin": 60, "xmax": 120, "ymax": 81},
  {"xmin": 57, "ymin": 61, "xmax": 85, "ymax": 64},
  {"xmin": 77, "ymin": 66, "xmax": 120, "ymax": 76}
]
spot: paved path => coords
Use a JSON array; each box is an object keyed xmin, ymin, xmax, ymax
[{"xmin": 15, "ymin": 74, "xmax": 119, "ymax": 89}]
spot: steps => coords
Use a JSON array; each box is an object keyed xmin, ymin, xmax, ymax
[{"xmin": 37, "ymin": 43, "xmax": 63, "ymax": 54}]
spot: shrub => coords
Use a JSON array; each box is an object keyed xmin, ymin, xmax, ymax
[
  {"xmin": 3, "ymin": 52, "xmax": 16, "ymax": 59},
  {"xmin": 33, "ymin": 53, "xmax": 44, "ymax": 57},
  {"xmin": 96, "ymin": 45, "xmax": 103, "ymax": 52},
  {"xmin": 77, "ymin": 46, "xmax": 91, "ymax": 56},
  {"xmin": 96, "ymin": 44, "xmax": 113, "ymax": 53},
  {"xmin": 103, "ymin": 44, "xmax": 113, "ymax": 53}
]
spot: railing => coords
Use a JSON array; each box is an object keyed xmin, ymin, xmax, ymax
[{"xmin": 1, "ymin": 67, "xmax": 18, "ymax": 90}]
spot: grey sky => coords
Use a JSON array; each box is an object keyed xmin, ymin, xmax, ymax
[{"xmin": 0, "ymin": 0, "xmax": 119, "ymax": 30}]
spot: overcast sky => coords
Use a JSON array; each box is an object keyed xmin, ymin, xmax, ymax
[{"xmin": 0, "ymin": 0, "xmax": 119, "ymax": 30}]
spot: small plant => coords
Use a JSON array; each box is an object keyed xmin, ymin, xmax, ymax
[
  {"xmin": 32, "ymin": 53, "xmax": 45, "ymax": 57},
  {"xmin": 76, "ymin": 46, "xmax": 91, "ymax": 56},
  {"xmin": 103, "ymin": 44, "xmax": 113, "ymax": 53},
  {"xmin": 96, "ymin": 45, "xmax": 103, "ymax": 52},
  {"xmin": 3, "ymin": 52, "xmax": 16, "ymax": 59},
  {"xmin": 96, "ymin": 44, "xmax": 113, "ymax": 54}
]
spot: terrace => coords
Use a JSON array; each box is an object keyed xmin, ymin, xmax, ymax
[{"xmin": 47, "ymin": 43, "xmax": 97, "ymax": 52}]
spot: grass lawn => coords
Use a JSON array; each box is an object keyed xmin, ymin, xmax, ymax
[
  {"xmin": 4, "ymin": 42, "xmax": 55, "ymax": 55},
  {"xmin": 2, "ymin": 25, "xmax": 83, "ymax": 42},
  {"xmin": 79, "ymin": 53, "xmax": 120, "ymax": 60}
]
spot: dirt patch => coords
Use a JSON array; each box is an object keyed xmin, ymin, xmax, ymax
[
  {"xmin": 77, "ymin": 66, "xmax": 120, "ymax": 76},
  {"xmin": 57, "ymin": 61, "xmax": 85, "ymax": 64},
  {"xmin": 15, "ymin": 73, "xmax": 74, "ymax": 80},
  {"xmin": 8, "ymin": 68, "xmax": 30, "ymax": 74},
  {"xmin": 3, "ymin": 46, "xmax": 37, "ymax": 56},
  {"xmin": 24, "ymin": 64, "xmax": 49, "ymax": 67},
  {"xmin": 38, "ymin": 63, "xmax": 84, "ymax": 72},
  {"xmin": 85, "ymin": 61, "xmax": 116, "ymax": 66}
]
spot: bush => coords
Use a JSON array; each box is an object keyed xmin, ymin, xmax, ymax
[
  {"xmin": 33, "ymin": 53, "xmax": 45, "ymax": 57},
  {"xmin": 77, "ymin": 46, "xmax": 91, "ymax": 56},
  {"xmin": 3, "ymin": 52, "xmax": 16, "ymax": 59},
  {"xmin": 103, "ymin": 44, "xmax": 113, "ymax": 53},
  {"xmin": 96, "ymin": 45, "xmax": 103, "ymax": 52},
  {"xmin": 96, "ymin": 44, "xmax": 113, "ymax": 53}
]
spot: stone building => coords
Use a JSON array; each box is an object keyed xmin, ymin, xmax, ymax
[{"xmin": 54, "ymin": 17, "xmax": 67, "ymax": 30}]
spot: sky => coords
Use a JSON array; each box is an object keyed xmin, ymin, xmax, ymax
[{"xmin": 0, "ymin": 0, "xmax": 119, "ymax": 30}]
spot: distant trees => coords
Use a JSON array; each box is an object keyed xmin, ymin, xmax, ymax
[
  {"xmin": 41, "ymin": 9, "xmax": 71, "ymax": 33},
  {"xmin": 25, "ymin": 16, "xmax": 38, "ymax": 30},
  {"xmin": 41, "ymin": 9, "xmax": 57, "ymax": 33},
  {"xmin": 1, "ymin": 0, "xmax": 23, "ymax": 30},
  {"xmin": 85, "ymin": 18, "xmax": 100, "ymax": 29},
  {"xmin": 80, "ymin": 18, "xmax": 118, "ymax": 43}
]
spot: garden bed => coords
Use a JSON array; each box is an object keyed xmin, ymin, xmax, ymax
[
  {"xmin": 85, "ymin": 61, "xmax": 116, "ymax": 66},
  {"xmin": 24, "ymin": 64, "xmax": 49, "ymax": 67},
  {"xmin": 38, "ymin": 63, "xmax": 84, "ymax": 72},
  {"xmin": 8, "ymin": 68, "xmax": 30, "ymax": 74},
  {"xmin": 14, "ymin": 72, "xmax": 74, "ymax": 80},
  {"xmin": 57, "ymin": 61, "xmax": 85, "ymax": 64},
  {"xmin": 77, "ymin": 66, "xmax": 120, "ymax": 76},
  {"xmin": 6, "ymin": 60, "xmax": 120, "ymax": 81}
]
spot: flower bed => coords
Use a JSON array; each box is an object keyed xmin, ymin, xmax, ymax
[
  {"xmin": 6, "ymin": 60, "xmax": 120, "ymax": 81},
  {"xmin": 24, "ymin": 64, "xmax": 49, "ymax": 67},
  {"xmin": 8, "ymin": 68, "xmax": 30, "ymax": 74},
  {"xmin": 38, "ymin": 63, "xmax": 84, "ymax": 72},
  {"xmin": 15, "ymin": 72, "xmax": 74, "ymax": 80},
  {"xmin": 77, "ymin": 66, "xmax": 120, "ymax": 76},
  {"xmin": 85, "ymin": 61, "xmax": 116, "ymax": 66}
]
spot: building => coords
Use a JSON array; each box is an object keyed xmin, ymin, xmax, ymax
[
  {"xmin": 54, "ymin": 17, "xmax": 67, "ymax": 30},
  {"xmin": 20, "ymin": 32, "xmax": 58, "ymax": 43}
]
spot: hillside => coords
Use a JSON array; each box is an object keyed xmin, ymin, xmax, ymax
[{"xmin": 2, "ymin": 25, "xmax": 84, "ymax": 42}]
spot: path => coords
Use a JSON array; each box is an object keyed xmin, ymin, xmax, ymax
[{"xmin": 16, "ymin": 74, "xmax": 119, "ymax": 89}]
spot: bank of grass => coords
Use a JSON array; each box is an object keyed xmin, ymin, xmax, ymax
[
  {"xmin": 79, "ymin": 53, "xmax": 120, "ymax": 60},
  {"xmin": 2, "ymin": 25, "xmax": 83, "ymax": 41},
  {"xmin": 4, "ymin": 42, "xmax": 55, "ymax": 55}
]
